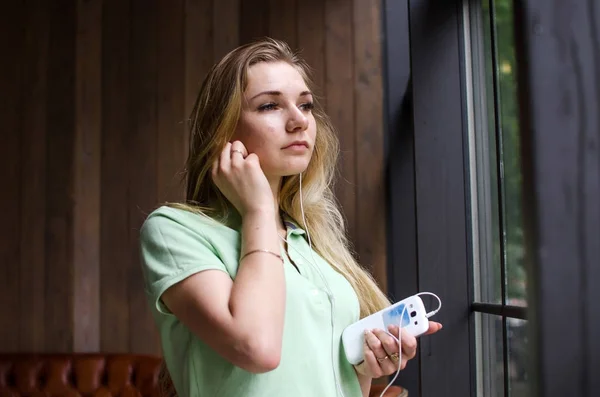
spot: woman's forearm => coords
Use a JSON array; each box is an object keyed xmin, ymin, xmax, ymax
[{"xmin": 228, "ymin": 208, "xmax": 286, "ymax": 357}]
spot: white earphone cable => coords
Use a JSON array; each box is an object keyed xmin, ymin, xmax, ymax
[
  {"xmin": 377, "ymin": 292, "xmax": 441, "ymax": 397},
  {"xmin": 285, "ymin": 174, "xmax": 442, "ymax": 397},
  {"xmin": 279, "ymin": 173, "xmax": 346, "ymax": 397}
]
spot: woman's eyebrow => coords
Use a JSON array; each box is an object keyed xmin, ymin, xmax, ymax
[{"xmin": 249, "ymin": 90, "xmax": 312, "ymax": 100}]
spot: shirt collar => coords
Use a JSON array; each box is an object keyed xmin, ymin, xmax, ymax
[{"xmin": 282, "ymin": 214, "xmax": 306, "ymax": 236}]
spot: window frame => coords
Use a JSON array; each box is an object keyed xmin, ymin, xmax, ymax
[
  {"xmin": 384, "ymin": 1, "xmax": 600, "ymax": 397},
  {"xmin": 514, "ymin": 1, "xmax": 600, "ymax": 396},
  {"xmin": 383, "ymin": 1, "xmax": 475, "ymax": 396}
]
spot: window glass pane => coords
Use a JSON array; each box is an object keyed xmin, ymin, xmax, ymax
[
  {"xmin": 508, "ymin": 318, "xmax": 530, "ymax": 396},
  {"xmin": 470, "ymin": 0, "xmax": 502, "ymax": 305},
  {"xmin": 492, "ymin": 0, "xmax": 526, "ymax": 306},
  {"xmin": 469, "ymin": 1, "xmax": 531, "ymax": 395},
  {"xmin": 470, "ymin": 0, "xmax": 526, "ymax": 306},
  {"xmin": 475, "ymin": 313, "xmax": 505, "ymax": 397}
]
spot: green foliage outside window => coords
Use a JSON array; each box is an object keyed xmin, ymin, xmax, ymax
[{"xmin": 482, "ymin": 0, "xmax": 526, "ymax": 304}]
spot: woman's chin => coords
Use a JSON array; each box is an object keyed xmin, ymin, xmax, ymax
[
  {"xmin": 265, "ymin": 160, "xmax": 311, "ymax": 178},
  {"xmin": 266, "ymin": 169, "xmax": 308, "ymax": 179}
]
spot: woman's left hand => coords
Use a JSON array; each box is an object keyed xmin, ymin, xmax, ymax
[{"xmin": 354, "ymin": 321, "xmax": 443, "ymax": 378}]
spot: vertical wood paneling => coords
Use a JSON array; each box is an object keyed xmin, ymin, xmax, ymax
[
  {"xmin": 0, "ymin": 0, "xmax": 23, "ymax": 352},
  {"xmin": 269, "ymin": 0, "xmax": 297, "ymax": 50},
  {"xmin": 297, "ymin": 0, "xmax": 325, "ymax": 97},
  {"xmin": 325, "ymin": 0, "xmax": 357, "ymax": 245},
  {"xmin": 213, "ymin": 0, "xmax": 239, "ymax": 60},
  {"xmin": 1, "ymin": 0, "xmax": 388, "ymax": 352},
  {"xmin": 185, "ymin": 0, "xmax": 213, "ymax": 140},
  {"xmin": 73, "ymin": 0, "xmax": 102, "ymax": 352},
  {"xmin": 129, "ymin": 0, "xmax": 159, "ymax": 355},
  {"xmin": 157, "ymin": 0, "xmax": 186, "ymax": 204},
  {"xmin": 239, "ymin": 0, "xmax": 269, "ymax": 45},
  {"xmin": 101, "ymin": 0, "xmax": 131, "ymax": 352},
  {"xmin": 19, "ymin": 0, "xmax": 49, "ymax": 352},
  {"xmin": 353, "ymin": 0, "xmax": 386, "ymax": 290},
  {"xmin": 44, "ymin": 0, "xmax": 77, "ymax": 351}
]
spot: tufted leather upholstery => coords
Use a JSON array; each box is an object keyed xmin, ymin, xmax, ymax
[
  {"xmin": 0, "ymin": 354, "xmax": 161, "ymax": 397},
  {"xmin": 370, "ymin": 384, "xmax": 408, "ymax": 397},
  {"xmin": 0, "ymin": 353, "xmax": 406, "ymax": 397}
]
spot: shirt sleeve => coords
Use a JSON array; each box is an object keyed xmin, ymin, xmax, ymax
[{"xmin": 139, "ymin": 209, "xmax": 229, "ymax": 315}]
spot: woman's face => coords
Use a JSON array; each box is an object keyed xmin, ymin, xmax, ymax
[{"xmin": 232, "ymin": 61, "xmax": 317, "ymax": 180}]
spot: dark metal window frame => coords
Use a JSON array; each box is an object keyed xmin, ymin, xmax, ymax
[
  {"xmin": 514, "ymin": 1, "xmax": 600, "ymax": 397},
  {"xmin": 383, "ymin": 1, "xmax": 475, "ymax": 395},
  {"xmin": 383, "ymin": 0, "xmax": 600, "ymax": 396}
]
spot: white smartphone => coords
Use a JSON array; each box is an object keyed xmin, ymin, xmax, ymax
[{"xmin": 341, "ymin": 294, "xmax": 430, "ymax": 365}]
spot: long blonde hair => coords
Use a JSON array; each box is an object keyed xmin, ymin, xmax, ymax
[{"xmin": 173, "ymin": 38, "xmax": 389, "ymax": 318}]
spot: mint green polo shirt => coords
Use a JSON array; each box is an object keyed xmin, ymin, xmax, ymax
[{"xmin": 139, "ymin": 206, "xmax": 363, "ymax": 397}]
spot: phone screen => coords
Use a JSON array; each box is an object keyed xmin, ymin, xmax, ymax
[{"xmin": 382, "ymin": 303, "xmax": 411, "ymax": 328}]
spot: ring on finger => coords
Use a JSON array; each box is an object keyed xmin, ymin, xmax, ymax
[
  {"xmin": 231, "ymin": 149, "xmax": 244, "ymax": 157},
  {"xmin": 389, "ymin": 352, "xmax": 400, "ymax": 362},
  {"xmin": 376, "ymin": 355, "xmax": 389, "ymax": 364}
]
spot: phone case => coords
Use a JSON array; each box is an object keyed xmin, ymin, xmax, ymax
[{"xmin": 341, "ymin": 295, "xmax": 430, "ymax": 365}]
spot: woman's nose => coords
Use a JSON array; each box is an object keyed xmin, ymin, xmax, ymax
[{"xmin": 286, "ymin": 106, "xmax": 309, "ymax": 132}]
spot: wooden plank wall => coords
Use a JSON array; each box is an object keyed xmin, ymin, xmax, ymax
[{"xmin": 0, "ymin": 0, "xmax": 386, "ymax": 354}]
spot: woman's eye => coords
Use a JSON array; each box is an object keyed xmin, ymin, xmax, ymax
[
  {"xmin": 299, "ymin": 102, "xmax": 314, "ymax": 112},
  {"xmin": 258, "ymin": 103, "xmax": 277, "ymax": 111}
]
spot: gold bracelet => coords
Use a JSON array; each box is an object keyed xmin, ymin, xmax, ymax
[{"xmin": 240, "ymin": 249, "xmax": 284, "ymax": 263}]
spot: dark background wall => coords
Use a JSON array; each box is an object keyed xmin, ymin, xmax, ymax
[{"xmin": 0, "ymin": 0, "xmax": 387, "ymax": 355}]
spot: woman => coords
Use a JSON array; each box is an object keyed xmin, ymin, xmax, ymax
[{"xmin": 140, "ymin": 38, "xmax": 442, "ymax": 397}]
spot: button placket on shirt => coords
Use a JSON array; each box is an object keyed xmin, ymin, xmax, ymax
[{"xmin": 285, "ymin": 233, "xmax": 330, "ymax": 311}]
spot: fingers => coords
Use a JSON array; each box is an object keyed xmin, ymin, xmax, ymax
[
  {"xmin": 364, "ymin": 330, "xmax": 398, "ymax": 375},
  {"xmin": 360, "ymin": 321, "xmax": 444, "ymax": 378},
  {"xmin": 218, "ymin": 142, "xmax": 232, "ymax": 173},
  {"xmin": 372, "ymin": 329, "xmax": 404, "ymax": 371},
  {"xmin": 230, "ymin": 140, "xmax": 248, "ymax": 167},
  {"xmin": 212, "ymin": 142, "xmax": 230, "ymax": 182},
  {"xmin": 372, "ymin": 329, "xmax": 400, "ymax": 357},
  {"xmin": 214, "ymin": 141, "xmax": 249, "ymax": 177},
  {"xmin": 424, "ymin": 321, "xmax": 443, "ymax": 335},
  {"xmin": 398, "ymin": 329, "xmax": 417, "ymax": 360},
  {"xmin": 384, "ymin": 325, "xmax": 416, "ymax": 360},
  {"xmin": 362, "ymin": 337, "xmax": 384, "ymax": 378},
  {"xmin": 230, "ymin": 140, "xmax": 248, "ymax": 156}
]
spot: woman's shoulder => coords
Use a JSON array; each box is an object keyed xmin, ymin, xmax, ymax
[
  {"xmin": 144, "ymin": 204, "xmax": 214, "ymax": 224},
  {"xmin": 140, "ymin": 204, "xmax": 241, "ymax": 277},
  {"xmin": 141, "ymin": 204, "xmax": 236, "ymax": 240}
]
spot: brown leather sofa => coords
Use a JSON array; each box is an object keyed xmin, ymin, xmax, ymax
[
  {"xmin": 0, "ymin": 353, "xmax": 406, "ymax": 396},
  {"xmin": 0, "ymin": 354, "xmax": 160, "ymax": 397}
]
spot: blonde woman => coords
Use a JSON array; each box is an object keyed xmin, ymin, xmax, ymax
[{"xmin": 140, "ymin": 38, "xmax": 442, "ymax": 397}]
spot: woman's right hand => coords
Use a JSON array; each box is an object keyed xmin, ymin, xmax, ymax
[{"xmin": 211, "ymin": 141, "xmax": 274, "ymax": 216}]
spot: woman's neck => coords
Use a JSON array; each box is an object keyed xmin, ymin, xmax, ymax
[{"xmin": 268, "ymin": 176, "xmax": 286, "ymax": 234}]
